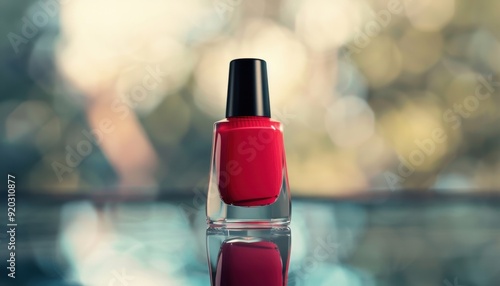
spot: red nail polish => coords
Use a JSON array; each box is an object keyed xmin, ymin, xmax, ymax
[
  {"xmin": 206, "ymin": 58, "xmax": 291, "ymax": 227},
  {"xmin": 216, "ymin": 240, "xmax": 283, "ymax": 286},
  {"xmin": 207, "ymin": 228, "xmax": 291, "ymax": 286}
]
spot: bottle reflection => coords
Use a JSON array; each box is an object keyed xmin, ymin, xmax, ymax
[{"xmin": 207, "ymin": 228, "xmax": 291, "ymax": 286}]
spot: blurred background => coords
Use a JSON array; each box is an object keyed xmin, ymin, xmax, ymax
[
  {"xmin": 2, "ymin": 1, "xmax": 500, "ymax": 286},
  {"xmin": 1, "ymin": 0, "xmax": 500, "ymax": 194}
]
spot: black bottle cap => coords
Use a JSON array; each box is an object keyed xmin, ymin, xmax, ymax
[{"xmin": 226, "ymin": 58, "xmax": 271, "ymax": 118}]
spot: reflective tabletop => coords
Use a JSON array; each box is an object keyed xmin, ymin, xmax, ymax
[{"xmin": 2, "ymin": 193, "xmax": 500, "ymax": 286}]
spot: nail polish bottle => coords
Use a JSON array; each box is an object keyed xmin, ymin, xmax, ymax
[
  {"xmin": 206, "ymin": 228, "xmax": 291, "ymax": 286},
  {"xmin": 206, "ymin": 58, "xmax": 291, "ymax": 227}
]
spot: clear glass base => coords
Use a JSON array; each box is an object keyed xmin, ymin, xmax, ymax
[{"xmin": 206, "ymin": 170, "xmax": 291, "ymax": 228}]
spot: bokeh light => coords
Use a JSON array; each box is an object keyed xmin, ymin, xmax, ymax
[{"xmin": 1, "ymin": 0, "xmax": 499, "ymax": 193}]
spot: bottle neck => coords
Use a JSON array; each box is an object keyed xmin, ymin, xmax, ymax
[{"xmin": 226, "ymin": 116, "xmax": 271, "ymax": 121}]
